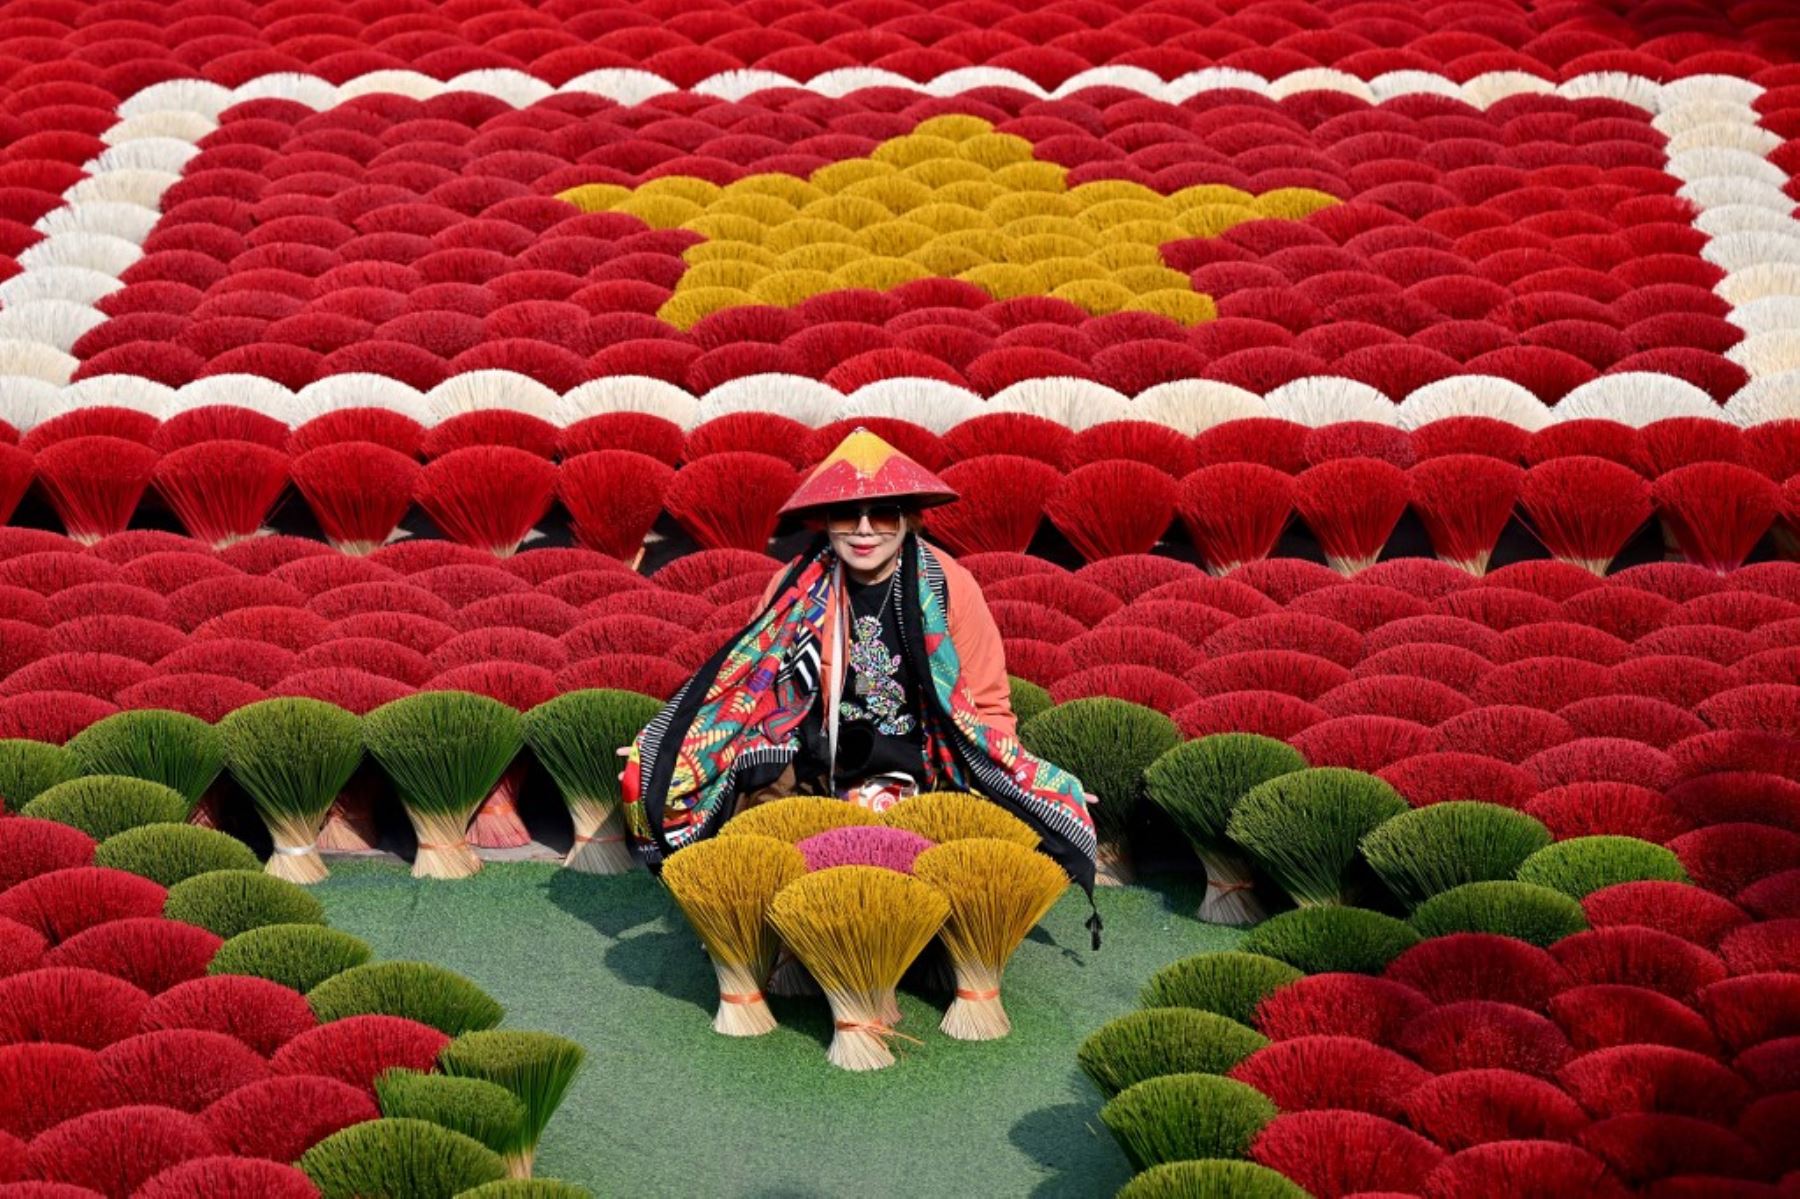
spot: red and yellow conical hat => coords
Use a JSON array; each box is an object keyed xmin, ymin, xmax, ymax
[{"xmin": 780, "ymin": 428, "xmax": 959, "ymax": 516}]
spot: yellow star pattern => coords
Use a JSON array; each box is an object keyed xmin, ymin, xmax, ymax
[{"xmin": 555, "ymin": 114, "xmax": 1339, "ymax": 330}]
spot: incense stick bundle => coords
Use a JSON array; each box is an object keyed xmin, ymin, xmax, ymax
[
  {"xmin": 767, "ymin": 866, "xmax": 948, "ymax": 1071},
  {"xmin": 661, "ymin": 833, "xmax": 807, "ymax": 1037},
  {"xmin": 913, "ymin": 838, "xmax": 1068, "ymax": 1040}
]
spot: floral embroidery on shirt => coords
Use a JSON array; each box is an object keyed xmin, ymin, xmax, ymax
[{"xmin": 841, "ymin": 612, "xmax": 916, "ymax": 736}]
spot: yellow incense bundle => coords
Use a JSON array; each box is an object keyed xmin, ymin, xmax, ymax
[
  {"xmin": 723, "ymin": 799, "xmax": 883, "ymax": 997},
  {"xmin": 721, "ymin": 796, "xmax": 880, "ymax": 843},
  {"xmin": 662, "ymin": 834, "xmax": 807, "ymax": 1037},
  {"xmin": 913, "ymin": 838, "xmax": 1068, "ymax": 1040},
  {"xmin": 881, "ymin": 791, "xmax": 1040, "ymax": 848},
  {"xmin": 768, "ymin": 866, "xmax": 948, "ymax": 1071}
]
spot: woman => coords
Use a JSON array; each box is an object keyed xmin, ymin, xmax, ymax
[{"xmin": 620, "ymin": 429, "xmax": 1100, "ymax": 908}]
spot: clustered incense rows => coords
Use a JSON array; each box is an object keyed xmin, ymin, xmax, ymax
[{"xmin": 0, "ymin": 799, "xmax": 588, "ymax": 1198}]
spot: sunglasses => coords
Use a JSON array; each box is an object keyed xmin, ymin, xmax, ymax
[{"xmin": 821, "ymin": 502, "xmax": 907, "ymax": 534}]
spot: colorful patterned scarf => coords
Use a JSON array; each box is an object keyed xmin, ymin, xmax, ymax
[{"xmin": 622, "ymin": 536, "xmax": 1099, "ymax": 901}]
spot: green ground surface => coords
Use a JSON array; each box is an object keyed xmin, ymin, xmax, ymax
[{"xmin": 315, "ymin": 860, "xmax": 1240, "ymax": 1199}]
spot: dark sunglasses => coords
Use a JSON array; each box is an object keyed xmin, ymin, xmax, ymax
[{"xmin": 821, "ymin": 502, "xmax": 906, "ymax": 533}]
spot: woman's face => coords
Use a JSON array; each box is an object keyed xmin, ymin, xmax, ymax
[{"xmin": 822, "ymin": 502, "xmax": 909, "ymax": 580}]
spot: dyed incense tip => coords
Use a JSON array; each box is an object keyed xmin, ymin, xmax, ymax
[{"xmin": 796, "ymin": 825, "xmax": 936, "ymax": 874}]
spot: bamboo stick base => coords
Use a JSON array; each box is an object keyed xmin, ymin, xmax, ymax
[
  {"xmin": 940, "ymin": 961, "xmax": 1008, "ymax": 1040},
  {"xmin": 562, "ymin": 801, "xmax": 635, "ymax": 873},
  {"xmin": 265, "ymin": 844, "xmax": 329, "ymax": 885},
  {"xmin": 1196, "ymin": 849, "xmax": 1265, "ymax": 926},
  {"xmin": 412, "ymin": 838, "xmax": 482, "ymax": 879},
  {"xmin": 710, "ymin": 961, "xmax": 776, "ymax": 1037},
  {"xmin": 1096, "ymin": 842, "xmax": 1134, "ymax": 887},
  {"xmin": 469, "ymin": 765, "xmax": 529, "ymax": 850},
  {"xmin": 317, "ymin": 784, "xmax": 380, "ymax": 852},
  {"xmin": 822, "ymin": 991, "xmax": 904, "ymax": 1071},
  {"xmin": 941, "ymin": 992, "xmax": 1009, "ymax": 1041}
]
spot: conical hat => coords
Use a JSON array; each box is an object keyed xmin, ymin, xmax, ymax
[{"xmin": 779, "ymin": 428, "xmax": 959, "ymax": 515}]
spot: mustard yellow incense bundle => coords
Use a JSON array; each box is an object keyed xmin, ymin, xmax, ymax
[
  {"xmin": 722, "ymin": 798, "xmax": 879, "ymax": 998},
  {"xmin": 767, "ymin": 866, "xmax": 949, "ymax": 1071},
  {"xmin": 913, "ymin": 838, "xmax": 1068, "ymax": 1041},
  {"xmin": 721, "ymin": 796, "xmax": 879, "ymax": 843},
  {"xmin": 661, "ymin": 833, "xmax": 808, "ymax": 1037},
  {"xmin": 881, "ymin": 791, "xmax": 1039, "ymax": 848}
]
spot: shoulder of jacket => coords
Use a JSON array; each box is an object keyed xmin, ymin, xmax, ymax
[{"xmin": 923, "ymin": 541, "xmax": 979, "ymax": 597}]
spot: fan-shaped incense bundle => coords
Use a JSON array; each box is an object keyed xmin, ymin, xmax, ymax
[
  {"xmin": 660, "ymin": 834, "xmax": 806, "ymax": 1037},
  {"xmin": 721, "ymin": 796, "xmax": 880, "ymax": 843},
  {"xmin": 216, "ymin": 698, "xmax": 365, "ymax": 885},
  {"xmin": 1143, "ymin": 735, "xmax": 1306, "ymax": 926},
  {"xmin": 879, "ymin": 791, "xmax": 1040, "ymax": 848},
  {"xmin": 912, "ymin": 838, "xmax": 1067, "ymax": 1041},
  {"xmin": 795, "ymin": 825, "xmax": 936, "ymax": 1024},
  {"xmin": 795, "ymin": 826, "xmax": 934, "ymax": 873},
  {"xmin": 525, "ymin": 690, "xmax": 662, "ymax": 874},
  {"xmin": 721, "ymin": 798, "xmax": 881, "ymax": 997},
  {"xmin": 361, "ymin": 692, "xmax": 524, "ymax": 880},
  {"xmin": 767, "ymin": 866, "xmax": 949, "ymax": 1071},
  {"xmin": 878, "ymin": 793, "xmax": 1042, "ymax": 996}
]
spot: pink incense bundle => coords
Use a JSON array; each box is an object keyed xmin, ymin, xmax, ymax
[{"xmin": 795, "ymin": 826, "xmax": 936, "ymax": 874}]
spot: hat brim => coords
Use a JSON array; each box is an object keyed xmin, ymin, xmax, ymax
[
  {"xmin": 783, "ymin": 487, "xmax": 960, "ymax": 519},
  {"xmin": 781, "ymin": 428, "xmax": 961, "ymax": 515}
]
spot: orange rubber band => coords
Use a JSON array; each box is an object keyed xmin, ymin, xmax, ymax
[
  {"xmin": 719, "ymin": 991, "xmax": 764, "ymax": 1005},
  {"xmin": 955, "ymin": 987, "xmax": 1001, "ymax": 1001},
  {"xmin": 833, "ymin": 1020, "xmax": 924, "ymax": 1047},
  {"xmin": 1207, "ymin": 879, "xmax": 1254, "ymax": 895},
  {"xmin": 416, "ymin": 841, "xmax": 465, "ymax": 850},
  {"xmin": 573, "ymin": 833, "xmax": 627, "ymax": 844}
]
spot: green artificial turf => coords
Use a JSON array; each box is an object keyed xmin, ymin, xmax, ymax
[{"xmin": 316, "ymin": 861, "xmax": 1239, "ymax": 1199}]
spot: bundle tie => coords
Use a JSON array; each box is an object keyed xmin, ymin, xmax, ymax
[
  {"xmin": 273, "ymin": 844, "xmax": 317, "ymax": 856},
  {"xmin": 415, "ymin": 840, "xmax": 466, "ymax": 850},
  {"xmin": 719, "ymin": 991, "xmax": 764, "ymax": 1005},
  {"xmin": 833, "ymin": 1019, "xmax": 924, "ymax": 1048},
  {"xmin": 573, "ymin": 833, "xmax": 627, "ymax": 844},
  {"xmin": 954, "ymin": 987, "xmax": 1000, "ymax": 1001},
  {"xmin": 1207, "ymin": 879, "xmax": 1255, "ymax": 895}
]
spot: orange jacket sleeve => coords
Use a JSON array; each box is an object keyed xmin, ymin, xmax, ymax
[{"xmin": 942, "ymin": 553, "xmax": 1018, "ymax": 741}]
